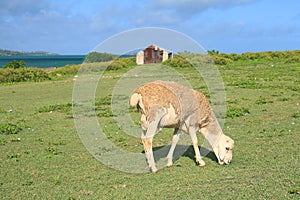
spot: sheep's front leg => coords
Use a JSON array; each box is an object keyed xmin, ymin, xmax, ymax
[
  {"xmin": 166, "ymin": 128, "xmax": 180, "ymax": 167},
  {"xmin": 189, "ymin": 126, "xmax": 206, "ymax": 167}
]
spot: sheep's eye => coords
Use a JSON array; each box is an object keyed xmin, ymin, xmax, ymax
[{"xmin": 225, "ymin": 147, "xmax": 230, "ymax": 151}]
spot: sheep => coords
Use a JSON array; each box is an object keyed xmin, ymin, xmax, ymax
[{"xmin": 130, "ymin": 80, "xmax": 234, "ymax": 173}]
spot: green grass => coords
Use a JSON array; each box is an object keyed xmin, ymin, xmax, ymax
[{"xmin": 0, "ymin": 61, "xmax": 299, "ymax": 199}]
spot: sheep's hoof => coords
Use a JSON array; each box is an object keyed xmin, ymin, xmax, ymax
[
  {"xmin": 199, "ymin": 163, "xmax": 206, "ymax": 167},
  {"xmin": 150, "ymin": 167, "xmax": 158, "ymax": 173},
  {"xmin": 166, "ymin": 158, "xmax": 173, "ymax": 168},
  {"xmin": 166, "ymin": 163, "xmax": 173, "ymax": 168},
  {"xmin": 197, "ymin": 160, "xmax": 206, "ymax": 167}
]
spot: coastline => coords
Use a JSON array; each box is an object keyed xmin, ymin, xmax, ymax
[{"xmin": 0, "ymin": 55, "xmax": 85, "ymax": 68}]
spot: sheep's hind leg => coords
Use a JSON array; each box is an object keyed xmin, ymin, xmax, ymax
[
  {"xmin": 141, "ymin": 136, "xmax": 157, "ymax": 172},
  {"xmin": 166, "ymin": 128, "xmax": 180, "ymax": 167},
  {"xmin": 141, "ymin": 106, "xmax": 166, "ymax": 173}
]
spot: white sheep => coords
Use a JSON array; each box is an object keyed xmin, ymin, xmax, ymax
[{"xmin": 130, "ymin": 80, "xmax": 234, "ymax": 173}]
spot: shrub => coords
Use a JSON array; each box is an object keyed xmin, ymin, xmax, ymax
[
  {"xmin": 3, "ymin": 60, "xmax": 26, "ymax": 69},
  {"xmin": 205, "ymin": 50, "xmax": 300, "ymax": 65},
  {"xmin": 0, "ymin": 67, "xmax": 51, "ymax": 83},
  {"xmin": 211, "ymin": 55, "xmax": 233, "ymax": 65},
  {"xmin": 38, "ymin": 103, "xmax": 72, "ymax": 114},
  {"xmin": 207, "ymin": 50, "xmax": 219, "ymax": 55},
  {"xmin": 107, "ymin": 57, "xmax": 136, "ymax": 70},
  {"xmin": 229, "ymin": 53, "xmax": 242, "ymax": 61},
  {"xmin": 285, "ymin": 56, "xmax": 300, "ymax": 63},
  {"xmin": 227, "ymin": 107, "xmax": 250, "ymax": 118},
  {"xmin": 255, "ymin": 97, "xmax": 274, "ymax": 105},
  {"xmin": 0, "ymin": 122, "xmax": 22, "ymax": 134},
  {"xmin": 49, "ymin": 64, "xmax": 80, "ymax": 77},
  {"xmin": 169, "ymin": 52, "xmax": 232, "ymax": 66},
  {"xmin": 163, "ymin": 55, "xmax": 193, "ymax": 68}
]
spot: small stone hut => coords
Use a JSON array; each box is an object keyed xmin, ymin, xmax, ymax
[{"xmin": 136, "ymin": 45, "xmax": 173, "ymax": 65}]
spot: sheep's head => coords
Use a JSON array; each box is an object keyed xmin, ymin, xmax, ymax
[{"xmin": 213, "ymin": 135, "xmax": 234, "ymax": 165}]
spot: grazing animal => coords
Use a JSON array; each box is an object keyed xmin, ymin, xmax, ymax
[{"xmin": 130, "ymin": 80, "xmax": 234, "ymax": 173}]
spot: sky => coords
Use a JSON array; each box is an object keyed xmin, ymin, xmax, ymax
[{"xmin": 0, "ymin": 0, "xmax": 299, "ymax": 55}]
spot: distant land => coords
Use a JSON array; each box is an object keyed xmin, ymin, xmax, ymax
[
  {"xmin": 0, "ymin": 49, "xmax": 84, "ymax": 68},
  {"xmin": 0, "ymin": 49, "xmax": 59, "ymax": 56}
]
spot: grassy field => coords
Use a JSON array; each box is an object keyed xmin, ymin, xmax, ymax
[{"xmin": 0, "ymin": 59, "xmax": 299, "ymax": 199}]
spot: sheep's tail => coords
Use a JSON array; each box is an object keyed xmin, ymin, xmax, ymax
[{"xmin": 130, "ymin": 93, "xmax": 141, "ymax": 107}]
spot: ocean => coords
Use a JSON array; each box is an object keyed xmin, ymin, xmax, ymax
[{"xmin": 0, "ymin": 55, "xmax": 85, "ymax": 68}]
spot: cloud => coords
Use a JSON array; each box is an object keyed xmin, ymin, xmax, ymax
[
  {"xmin": 85, "ymin": 0, "xmax": 259, "ymax": 28},
  {"xmin": 0, "ymin": 0, "xmax": 259, "ymax": 53},
  {"xmin": 151, "ymin": 0, "xmax": 257, "ymax": 19},
  {"xmin": 0, "ymin": 0, "xmax": 51, "ymax": 16}
]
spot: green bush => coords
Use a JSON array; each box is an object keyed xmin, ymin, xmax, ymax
[
  {"xmin": 0, "ymin": 122, "xmax": 22, "ymax": 134},
  {"xmin": 107, "ymin": 57, "xmax": 136, "ymax": 70},
  {"xmin": 38, "ymin": 103, "xmax": 72, "ymax": 114},
  {"xmin": 241, "ymin": 52, "xmax": 261, "ymax": 60},
  {"xmin": 3, "ymin": 60, "xmax": 26, "ymax": 69},
  {"xmin": 211, "ymin": 55, "xmax": 233, "ymax": 65},
  {"xmin": 163, "ymin": 55, "xmax": 194, "ymax": 68},
  {"xmin": 0, "ymin": 67, "xmax": 51, "ymax": 83},
  {"xmin": 226, "ymin": 107, "xmax": 250, "ymax": 118},
  {"xmin": 207, "ymin": 50, "xmax": 219, "ymax": 55},
  {"xmin": 255, "ymin": 97, "xmax": 274, "ymax": 105},
  {"xmin": 49, "ymin": 64, "xmax": 80, "ymax": 77},
  {"xmin": 206, "ymin": 50, "xmax": 300, "ymax": 65},
  {"xmin": 285, "ymin": 55, "xmax": 300, "ymax": 63}
]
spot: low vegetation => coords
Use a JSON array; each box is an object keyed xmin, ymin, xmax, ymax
[
  {"xmin": 1, "ymin": 50, "xmax": 300, "ymax": 84},
  {"xmin": 49, "ymin": 64, "xmax": 81, "ymax": 78},
  {"xmin": 0, "ymin": 57, "xmax": 137, "ymax": 83},
  {"xmin": 162, "ymin": 54, "xmax": 194, "ymax": 68},
  {"xmin": 0, "ymin": 122, "xmax": 23, "ymax": 135},
  {"xmin": 106, "ymin": 57, "xmax": 136, "ymax": 70},
  {"xmin": 0, "ymin": 67, "xmax": 51, "ymax": 83},
  {"xmin": 3, "ymin": 60, "xmax": 26, "ymax": 69},
  {"xmin": 208, "ymin": 49, "xmax": 300, "ymax": 65},
  {"xmin": 226, "ymin": 106, "xmax": 250, "ymax": 118},
  {"xmin": 38, "ymin": 103, "xmax": 73, "ymax": 115}
]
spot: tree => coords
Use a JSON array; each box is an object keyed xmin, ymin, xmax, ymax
[
  {"xmin": 85, "ymin": 52, "xmax": 117, "ymax": 63},
  {"xmin": 207, "ymin": 50, "xmax": 219, "ymax": 55},
  {"xmin": 3, "ymin": 60, "xmax": 26, "ymax": 69}
]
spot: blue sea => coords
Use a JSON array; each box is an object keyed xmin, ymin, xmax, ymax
[{"xmin": 0, "ymin": 55, "xmax": 85, "ymax": 68}]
